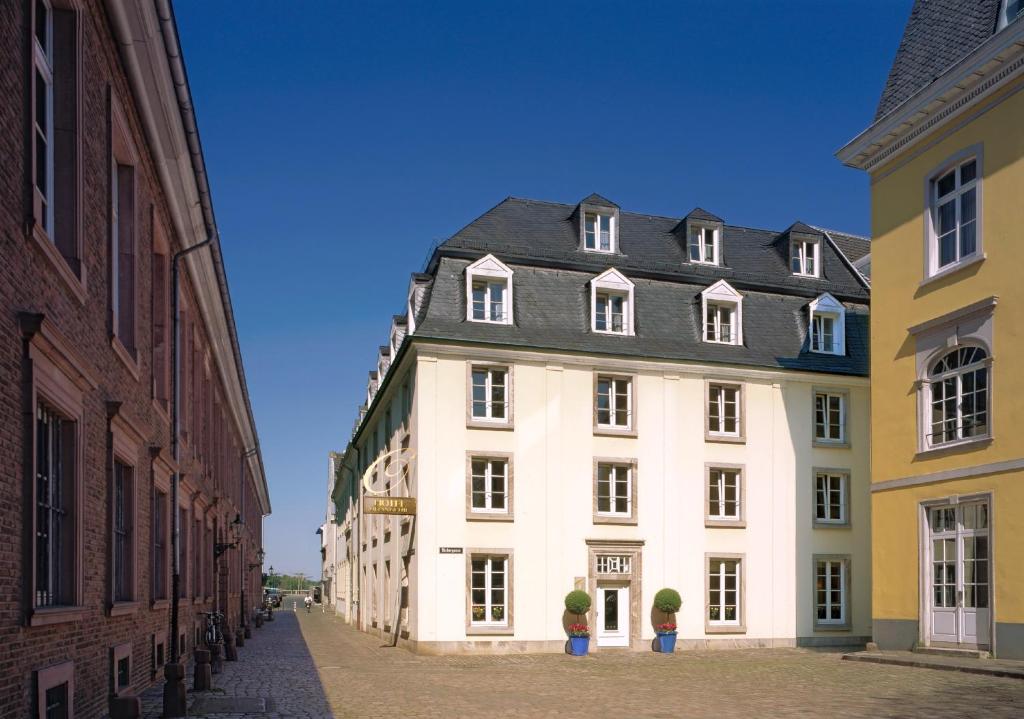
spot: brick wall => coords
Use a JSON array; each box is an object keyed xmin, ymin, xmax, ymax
[{"xmin": 0, "ymin": 2, "xmax": 265, "ymax": 717}]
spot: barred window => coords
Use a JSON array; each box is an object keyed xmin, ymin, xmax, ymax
[
  {"xmin": 113, "ymin": 461, "xmax": 132, "ymax": 602},
  {"xmin": 36, "ymin": 403, "xmax": 75, "ymax": 608}
]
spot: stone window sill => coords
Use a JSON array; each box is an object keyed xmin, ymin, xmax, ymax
[
  {"xmin": 109, "ymin": 601, "xmax": 140, "ymax": 617},
  {"xmin": 29, "ymin": 606, "xmax": 86, "ymax": 627},
  {"xmin": 593, "ymin": 426, "xmax": 638, "ymax": 439},
  {"xmin": 466, "ymin": 626, "xmax": 514, "ymax": 636},
  {"xmin": 30, "ymin": 223, "xmax": 87, "ymax": 304},
  {"xmin": 705, "ymin": 624, "xmax": 746, "ymax": 635},
  {"xmin": 111, "ymin": 336, "xmax": 141, "ymax": 381},
  {"xmin": 920, "ymin": 253, "xmax": 986, "ymax": 289},
  {"xmin": 705, "ymin": 519, "xmax": 746, "ymax": 529},
  {"xmin": 706, "ymin": 433, "xmax": 746, "ymax": 445},
  {"xmin": 466, "ymin": 419, "xmax": 514, "ymax": 431}
]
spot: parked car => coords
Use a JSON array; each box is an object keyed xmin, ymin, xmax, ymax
[{"xmin": 265, "ymin": 587, "xmax": 282, "ymax": 607}]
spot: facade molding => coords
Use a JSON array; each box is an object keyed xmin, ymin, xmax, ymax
[{"xmin": 872, "ymin": 457, "xmax": 1024, "ymax": 492}]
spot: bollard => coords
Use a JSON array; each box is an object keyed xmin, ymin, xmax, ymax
[
  {"xmin": 244, "ymin": 622, "xmax": 252, "ymax": 639},
  {"xmin": 267, "ymin": 606, "xmax": 274, "ymax": 621},
  {"xmin": 193, "ymin": 648, "xmax": 213, "ymax": 690},
  {"xmin": 161, "ymin": 661, "xmax": 187, "ymax": 717},
  {"xmin": 109, "ymin": 695, "xmax": 142, "ymax": 719},
  {"xmin": 255, "ymin": 612, "xmax": 263, "ymax": 628},
  {"xmin": 236, "ymin": 628, "xmax": 245, "ymax": 648},
  {"xmin": 224, "ymin": 631, "xmax": 238, "ymax": 661},
  {"xmin": 209, "ymin": 643, "xmax": 223, "ymax": 675}
]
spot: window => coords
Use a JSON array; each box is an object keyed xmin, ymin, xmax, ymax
[
  {"xmin": 706, "ymin": 382, "xmax": 743, "ymax": 441},
  {"xmin": 469, "ymin": 554, "xmax": 509, "ymax": 629},
  {"xmin": 701, "ymin": 281, "xmax": 743, "ymax": 345},
  {"xmin": 595, "ymin": 375, "xmax": 632, "ymax": 432},
  {"xmin": 468, "ymin": 365, "xmax": 510, "ymax": 426},
  {"xmin": 35, "ymin": 403, "xmax": 76, "ymax": 608},
  {"xmin": 110, "ymin": 102, "xmax": 137, "ymax": 357},
  {"xmin": 814, "ymin": 471, "xmax": 848, "ymax": 526},
  {"xmin": 584, "ymin": 212, "xmax": 615, "ymax": 252},
  {"xmin": 179, "ymin": 508, "xmax": 189, "ymax": 600},
  {"xmin": 998, "ymin": 0, "xmax": 1024, "ymax": 29},
  {"xmin": 30, "ymin": 0, "xmax": 81, "ymax": 278},
  {"xmin": 791, "ymin": 237, "xmax": 820, "ymax": 277},
  {"xmin": 153, "ymin": 490, "xmax": 168, "ymax": 600},
  {"xmin": 814, "ymin": 557, "xmax": 849, "ymax": 628},
  {"xmin": 152, "ymin": 230, "xmax": 170, "ymax": 408},
  {"xmin": 930, "ymin": 157, "xmax": 979, "ymax": 273},
  {"xmin": 590, "ymin": 269, "xmax": 635, "ymax": 335},
  {"xmin": 112, "ymin": 460, "xmax": 133, "ymax": 603},
  {"xmin": 465, "ymin": 255, "xmax": 513, "ymax": 325},
  {"xmin": 927, "ymin": 346, "xmax": 989, "ymax": 448},
  {"xmin": 596, "ymin": 555, "xmax": 631, "ymax": 574},
  {"xmin": 814, "ymin": 391, "xmax": 847, "ymax": 445},
  {"xmin": 469, "ymin": 457, "xmax": 509, "ymax": 515},
  {"xmin": 35, "ymin": 661, "xmax": 74, "ymax": 719},
  {"xmin": 706, "ymin": 466, "xmax": 743, "ymax": 526},
  {"xmin": 192, "ymin": 515, "xmax": 202, "ymax": 600},
  {"xmin": 593, "ymin": 460, "xmax": 637, "ymax": 525},
  {"xmin": 808, "ymin": 294, "xmax": 846, "ymax": 355},
  {"xmin": 707, "ymin": 556, "xmax": 743, "ymax": 631},
  {"xmin": 688, "ymin": 224, "xmax": 719, "ymax": 265},
  {"xmin": 112, "ymin": 643, "xmax": 131, "ymax": 697}
]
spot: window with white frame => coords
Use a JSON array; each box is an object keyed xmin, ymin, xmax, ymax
[
  {"xmin": 701, "ymin": 280, "xmax": 742, "ymax": 345},
  {"xmin": 470, "ymin": 458, "xmax": 508, "ymax": 513},
  {"xmin": 596, "ymin": 555, "xmax": 631, "ymax": 574},
  {"xmin": 707, "ymin": 383, "xmax": 741, "ymax": 438},
  {"xmin": 469, "ymin": 366, "xmax": 509, "ymax": 423},
  {"xmin": 33, "ymin": 0, "xmax": 54, "ymax": 236},
  {"xmin": 590, "ymin": 269, "xmax": 635, "ymax": 335},
  {"xmin": 465, "ymin": 255, "xmax": 513, "ymax": 325},
  {"xmin": 708, "ymin": 558, "xmax": 741, "ymax": 625},
  {"xmin": 998, "ymin": 0, "xmax": 1024, "ymax": 29},
  {"xmin": 689, "ymin": 224, "xmax": 719, "ymax": 265},
  {"xmin": 595, "ymin": 375, "xmax": 632, "ymax": 430},
  {"xmin": 931, "ymin": 157, "xmax": 979, "ymax": 273},
  {"xmin": 814, "ymin": 391, "xmax": 846, "ymax": 444},
  {"xmin": 791, "ymin": 236, "xmax": 820, "ymax": 277},
  {"xmin": 596, "ymin": 463, "xmax": 632, "ymax": 517},
  {"xmin": 808, "ymin": 293, "xmax": 845, "ymax": 355},
  {"xmin": 815, "ymin": 558, "xmax": 847, "ymax": 626},
  {"xmin": 470, "ymin": 555, "xmax": 508, "ymax": 626},
  {"xmin": 707, "ymin": 468, "xmax": 741, "ymax": 521},
  {"xmin": 927, "ymin": 346, "xmax": 989, "ymax": 447},
  {"xmin": 814, "ymin": 472, "xmax": 847, "ymax": 525},
  {"xmin": 584, "ymin": 212, "xmax": 615, "ymax": 252}
]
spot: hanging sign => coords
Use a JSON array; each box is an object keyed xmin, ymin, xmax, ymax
[
  {"xmin": 363, "ymin": 496, "xmax": 417, "ymax": 515},
  {"xmin": 361, "ymin": 448, "xmax": 417, "ymax": 515}
]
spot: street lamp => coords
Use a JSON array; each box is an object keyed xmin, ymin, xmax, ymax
[
  {"xmin": 214, "ymin": 513, "xmax": 243, "ymax": 558},
  {"xmin": 248, "ymin": 547, "xmax": 266, "ymax": 571}
]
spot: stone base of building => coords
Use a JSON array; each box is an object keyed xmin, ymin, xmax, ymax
[
  {"xmin": 996, "ymin": 623, "xmax": 1024, "ymax": 660},
  {"xmin": 872, "ymin": 619, "xmax": 919, "ymax": 651}
]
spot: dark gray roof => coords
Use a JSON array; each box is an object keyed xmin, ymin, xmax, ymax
[
  {"xmin": 437, "ymin": 197, "xmax": 869, "ymax": 301},
  {"xmin": 876, "ymin": 0, "xmax": 1001, "ymax": 120},
  {"xmin": 416, "ymin": 258, "xmax": 868, "ymax": 376},
  {"xmin": 822, "ymin": 229, "xmax": 871, "ymax": 263},
  {"xmin": 684, "ymin": 207, "xmax": 724, "ymax": 223},
  {"xmin": 580, "ymin": 193, "xmax": 618, "ymax": 208}
]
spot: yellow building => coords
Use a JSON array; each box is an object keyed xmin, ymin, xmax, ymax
[{"xmin": 839, "ymin": 1, "xmax": 1024, "ymax": 658}]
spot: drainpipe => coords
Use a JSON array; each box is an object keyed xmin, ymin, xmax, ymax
[{"xmin": 240, "ymin": 447, "xmax": 257, "ymax": 631}]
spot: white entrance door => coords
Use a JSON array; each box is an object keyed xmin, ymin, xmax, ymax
[
  {"xmin": 928, "ymin": 502, "xmax": 991, "ymax": 648},
  {"xmin": 596, "ymin": 585, "xmax": 629, "ymax": 647}
]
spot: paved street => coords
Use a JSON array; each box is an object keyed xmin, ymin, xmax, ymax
[{"xmin": 143, "ymin": 596, "xmax": 1024, "ymax": 718}]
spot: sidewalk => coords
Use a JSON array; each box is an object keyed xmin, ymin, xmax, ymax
[{"xmin": 843, "ymin": 649, "xmax": 1024, "ymax": 680}]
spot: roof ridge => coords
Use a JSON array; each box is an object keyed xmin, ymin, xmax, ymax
[{"xmin": 810, "ymin": 225, "xmax": 870, "ymax": 242}]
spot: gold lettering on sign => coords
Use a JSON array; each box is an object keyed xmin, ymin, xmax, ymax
[{"xmin": 362, "ymin": 448, "xmax": 416, "ymax": 496}]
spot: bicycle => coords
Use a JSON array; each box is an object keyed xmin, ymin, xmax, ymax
[{"xmin": 201, "ymin": 611, "xmax": 225, "ymax": 647}]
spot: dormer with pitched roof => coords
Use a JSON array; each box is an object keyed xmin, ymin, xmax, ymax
[
  {"xmin": 782, "ymin": 222, "xmax": 825, "ymax": 278},
  {"xmin": 389, "ymin": 315, "xmax": 408, "ymax": 358},
  {"xmin": 677, "ymin": 208, "xmax": 724, "ymax": 266},
  {"xmin": 590, "ymin": 268, "xmax": 634, "ymax": 335},
  {"xmin": 701, "ymin": 280, "xmax": 743, "ymax": 345},
  {"xmin": 465, "ymin": 254, "xmax": 514, "ymax": 325},
  {"xmin": 573, "ymin": 193, "xmax": 620, "ymax": 254},
  {"xmin": 377, "ymin": 346, "xmax": 391, "ymax": 380}
]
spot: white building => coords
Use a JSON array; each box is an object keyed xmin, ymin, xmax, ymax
[{"xmin": 331, "ymin": 195, "xmax": 872, "ymax": 653}]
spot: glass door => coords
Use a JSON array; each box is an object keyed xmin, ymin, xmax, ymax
[
  {"xmin": 927, "ymin": 501, "xmax": 990, "ymax": 648},
  {"xmin": 596, "ymin": 585, "xmax": 629, "ymax": 647}
]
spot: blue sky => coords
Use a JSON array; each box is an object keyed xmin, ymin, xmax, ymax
[{"xmin": 174, "ymin": 0, "xmax": 911, "ymax": 578}]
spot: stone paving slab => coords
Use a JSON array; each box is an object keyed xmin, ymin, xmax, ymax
[{"xmin": 843, "ymin": 650, "xmax": 1024, "ymax": 680}]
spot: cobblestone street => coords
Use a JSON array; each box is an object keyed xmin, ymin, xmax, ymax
[{"xmin": 142, "ymin": 596, "xmax": 1024, "ymax": 718}]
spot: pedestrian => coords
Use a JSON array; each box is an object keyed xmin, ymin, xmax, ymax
[{"xmin": 304, "ymin": 594, "xmax": 312, "ymax": 613}]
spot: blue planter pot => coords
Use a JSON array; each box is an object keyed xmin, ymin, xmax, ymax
[
  {"xmin": 569, "ymin": 636, "xmax": 590, "ymax": 656},
  {"xmin": 656, "ymin": 632, "xmax": 677, "ymax": 653}
]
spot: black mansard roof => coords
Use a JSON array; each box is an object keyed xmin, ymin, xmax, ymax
[{"xmin": 407, "ymin": 197, "xmax": 869, "ymax": 377}]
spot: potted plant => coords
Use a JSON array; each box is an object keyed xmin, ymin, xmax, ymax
[
  {"xmin": 653, "ymin": 588, "xmax": 682, "ymax": 653},
  {"xmin": 564, "ymin": 590, "xmax": 592, "ymax": 656}
]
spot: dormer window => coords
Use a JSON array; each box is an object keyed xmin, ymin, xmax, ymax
[
  {"xmin": 689, "ymin": 225, "xmax": 719, "ymax": 265},
  {"xmin": 465, "ymin": 255, "xmax": 513, "ymax": 325},
  {"xmin": 590, "ymin": 269, "xmax": 634, "ymax": 336},
  {"xmin": 585, "ymin": 212, "xmax": 615, "ymax": 253},
  {"xmin": 701, "ymin": 280, "xmax": 743, "ymax": 346},
  {"xmin": 808, "ymin": 293, "xmax": 846, "ymax": 355},
  {"xmin": 998, "ymin": 0, "xmax": 1024, "ymax": 30},
  {"xmin": 791, "ymin": 236, "xmax": 820, "ymax": 277}
]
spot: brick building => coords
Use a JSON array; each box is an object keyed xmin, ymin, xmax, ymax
[{"xmin": 0, "ymin": 1, "xmax": 271, "ymax": 717}]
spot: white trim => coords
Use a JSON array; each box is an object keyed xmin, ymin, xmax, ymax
[
  {"xmin": 923, "ymin": 147, "xmax": 983, "ymax": 280},
  {"xmin": 583, "ymin": 210, "xmax": 617, "ymax": 254},
  {"xmin": 701, "ymin": 280, "xmax": 743, "ymax": 345},
  {"xmin": 808, "ymin": 293, "xmax": 846, "ymax": 356},
  {"xmin": 590, "ymin": 268, "xmax": 635, "ymax": 336},
  {"xmin": 465, "ymin": 254, "xmax": 513, "ymax": 325},
  {"xmin": 687, "ymin": 222, "xmax": 721, "ymax": 266},
  {"xmin": 791, "ymin": 236, "xmax": 821, "ymax": 278}
]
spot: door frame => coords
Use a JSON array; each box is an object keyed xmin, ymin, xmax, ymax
[
  {"xmin": 918, "ymin": 491, "xmax": 995, "ymax": 653},
  {"xmin": 586, "ymin": 539, "xmax": 643, "ymax": 651},
  {"xmin": 596, "ymin": 582, "xmax": 631, "ymax": 647}
]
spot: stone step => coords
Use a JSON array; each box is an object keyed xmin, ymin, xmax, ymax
[{"xmin": 914, "ymin": 645, "xmax": 990, "ymax": 660}]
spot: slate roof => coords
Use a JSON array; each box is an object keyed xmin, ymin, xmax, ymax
[
  {"xmin": 875, "ymin": 0, "xmax": 1002, "ymax": 120},
  {"xmin": 407, "ymin": 197, "xmax": 870, "ymax": 377}
]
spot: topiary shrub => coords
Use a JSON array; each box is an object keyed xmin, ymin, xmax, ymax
[
  {"xmin": 653, "ymin": 588, "xmax": 682, "ymax": 614},
  {"xmin": 564, "ymin": 590, "xmax": 592, "ymax": 616}
]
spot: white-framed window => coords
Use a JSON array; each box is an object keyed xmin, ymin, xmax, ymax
[
  {"xmin": 707, "ymin": 468, "xmax": 741, "ymax": 521},
  {"xmin": 707, "ymin": 383, "xmax": 742, "ymax": 439},
  {"xmin": 998, "ymin": 0, "xmax": 1024, "ymax": 29},
  {"xmin": 688, "ymin": 224, "xmax": 719, "ymax": 265},
  {"xmin": 596, "ymin": 463, "xmax": 632, "ymax": 517},
  {"xmin": 470, "ymin": 365, "xmax": 509, "ymax": 423},
  {"xmin": 596, "ymin": 555, "xmax": 631, "ymax": 574},
  {"xmin": 814, "ymin": 472, "xmax": 848, "ymax": 525},
  {"xmin": 814, "ymin": 391, "xmax": 846, "ymax": 444},
  {"xmin": 707, "ymin": 557, "xmax": 741, "ymax": 626},
  {"xmin": 465, "ymin": 254, "xmax": 513, "ymax": 325},
  {"xmin": 701, "ymin": 280, "xmax": 743, "ymax": 345},
  {"xmin": 926, "ymin": 346, "xmax": 990, "ymax": 448},
  {"xmin": 814, "ymin": 558, "xmax": 848, "ymax": 626},
  {"xmin": 470, "ymin": 555, "xmax": 508, "ymax": 626},
  {"xmin": 32, "ymin": 0, "xmax": 55, "ymax": 236},
  {"xmin": 791, "ymin": 237, "xmax": 821, "ymax": 277},
  {"xmin": 595, "ymin": 375, "xmax": 632, "ymax": 430},
  {"xmin": 470, "ymin": 458, "xmax": 508, "ymax": 513},
  {"xmin": 930, "ymin": 157, "xmax": 979, "ymax": 274},
  {"xmin": 808, "ymin": 293, "xmax": 846, "ymax": 355},
  {"xmin": 590, "ymin": 269, "xmax": 635, "ymax": 336},
  {"xmin": 584, "ymin": 211, "xmax": 615, "ymax": 253}
]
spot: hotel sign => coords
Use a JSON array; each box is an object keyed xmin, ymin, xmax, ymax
[
  {"xmin": 360, "ymin": 448, "xmax": 417, "ymax": 515},
  {"xmin": 363, "ymin": 496, "xmax": 417, "ymax": 515}
]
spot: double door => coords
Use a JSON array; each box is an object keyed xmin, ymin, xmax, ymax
[{"xmin": 927, "ymin": 501, "xmax": 990, "ymax": 649}]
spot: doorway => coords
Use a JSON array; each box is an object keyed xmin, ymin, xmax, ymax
[{"xmin": 596, "ymin": 585, "xmax": 630, "ymax": 647}]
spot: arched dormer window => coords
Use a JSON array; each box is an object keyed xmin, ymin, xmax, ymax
[
  {"xmin": 590, "ymin": 268, "xmax": 634, "ymax": 335},
  {"xmin": 465, "ymin": 255, "xmax": 513, "ymax": 325},
  {"xmin": 925, "ymin": 346, "xmax": 990, "ymax": 448},
  {"xmin": 701, "ymin": 280, "xmax": 742, "ymax": 345},
  {"xmin": 808, "ymin": 293, "xmax": 846, "ymax": 355}
]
